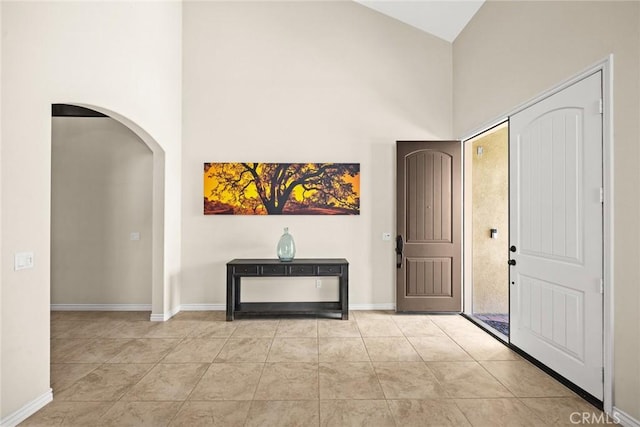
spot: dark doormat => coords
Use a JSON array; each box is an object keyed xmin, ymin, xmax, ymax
[{"xmin": 474, "ymin": 313, "xmax": 509, "ymax": 336}]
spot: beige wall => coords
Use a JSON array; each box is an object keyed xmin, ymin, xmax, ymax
[
  {"xmin": 0, "ymin": 0, "xmax": 3, "ymax": 414},
  {"xmin": 51, "ymin": 117, "xmax": 152, "ymax": 305},
  {"xmin": 180, "ymin": 1, "xmax": 453, "ymax": 308},
  {"xmin": 471, "ymin": 126, "xmax": 508, "ymax": 314},
  {"xmin": 0, "ymin": 1, "xmax": 182, "ymax": 421},
  {"xmin": 453, "ymin": 0, "xmax": 640, "ymax": 418}
]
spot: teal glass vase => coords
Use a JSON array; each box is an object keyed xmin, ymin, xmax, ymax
[{"xmin": 277, "ymin": 227, "xmax": 296, "ymax": 262}]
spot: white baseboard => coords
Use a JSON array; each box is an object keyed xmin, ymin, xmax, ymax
[
  {"xmin": 51, "ymin": 303, "xmax": 397, "ymax": 319},
  {"xmin": 179, "ymin": 304, "xmax": 225, "ymax": 311},
  {"xmin": 177, "ymin": 303, "xmax": 395, "ymax": 312},
  {"xmin": 613, "ymin": 407, "xmax": 640, "ymax": 427},
  {"xmin": 50, "ymin": 304, "xmax": 151, "ymax": 311},
  {"xmin": 0, "ymin": 388, "xmax": 52, "ymax": 427},
  {"xmin": 149, "ymin": 313, "xmax": 166, "ymax": 322},
  {"xmin": 150, "ymin": 305, "xmax": 181, "ymax": 322},
  {"xmin": 350, "ymin": 303, "xmax": 396, "ymax": 311}
]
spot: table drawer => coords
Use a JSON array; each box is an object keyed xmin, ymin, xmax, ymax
[
  {"xmin": 233, "ymin": 265, "xmax": 259, "ymax": 275},
  {"xmin": 317, "ymin": 265, "xmax": 342, "ymax": 275},
  {"xmin": 261, "ymin": 265, "xmax": 287, "ymax": 275},
  {"xmin": 288, "ymin": 265, "xmax": 315, "ymax": 276}
]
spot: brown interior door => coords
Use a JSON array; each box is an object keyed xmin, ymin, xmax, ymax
[{"xmin": 396, "ymin": 141, "xmax": 462, "ymax": 312}]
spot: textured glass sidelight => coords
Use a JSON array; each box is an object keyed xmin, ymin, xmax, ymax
[{"xmin": 277, "ymin": 227, "xmax": 296, "ymax": 261}]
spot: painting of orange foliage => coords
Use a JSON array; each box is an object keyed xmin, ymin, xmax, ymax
[{"xmin": 204, "ymin": 163, "xmax": 360, "ymax": 215}]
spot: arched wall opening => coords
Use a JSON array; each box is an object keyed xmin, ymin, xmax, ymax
[{"xmin": 50, "ymin": 104, "xmax": 165, "ymax": 318}]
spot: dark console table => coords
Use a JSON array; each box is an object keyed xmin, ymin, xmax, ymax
[{"xmin": 226, "ymin": 258, "xmax": 349, "ymax": 321}]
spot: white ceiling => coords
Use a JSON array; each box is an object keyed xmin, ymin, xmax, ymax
[{"xmin": 355, "ymin": 0, "xmax": 485, "ymax": 43}]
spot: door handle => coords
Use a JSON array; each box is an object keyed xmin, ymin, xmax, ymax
[
  {"xmin": 396, "ymin": 235, "xmax": 404, "ymax": 268},
  {"xmin": 508, "ymin": 259, "xmax": 516, "ymax": 266},
  {"xmin": 510, "ymin": 245, "xmax": 517, "ymax": 252}
]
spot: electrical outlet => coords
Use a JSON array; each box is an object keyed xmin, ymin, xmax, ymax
[
  {"xmin": 315, "ymin": 279, "xmax": 322, "ymax": 289},
  {"xmin": 382, "ymin": 232, "xmax": 392, "ymax": 241}
]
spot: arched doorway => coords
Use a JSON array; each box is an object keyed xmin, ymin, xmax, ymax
[{"xmin": 51, "ymin": 104, "xmax": 165, "ymax": 319}]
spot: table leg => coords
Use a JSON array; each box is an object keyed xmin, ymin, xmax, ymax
[
  {"xmin": 235, "ymin": 278, "xmax": 242, "ymax": 313},
  {"xmin": 226, "ymin": 266, "xmax": 234, "ymax": 321},
  {"xmin": 341, "ymin": 266, "xmax": 349, "ymax": 320}
]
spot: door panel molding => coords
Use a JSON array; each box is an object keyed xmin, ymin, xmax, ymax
[
  {"xmin": 517, "ymin": 273, "xmax": 585, "ymax": 360},
  {"xmin": 405, "ymin": 150, "xmax": 453, "ymax": 243},
  {"xmin": 517, "ymin": 107, "xmax": 584, "ymax": 264},
  {"xmin": 405, "ymin": 257, "xmax": 453, "ymax": 297}
]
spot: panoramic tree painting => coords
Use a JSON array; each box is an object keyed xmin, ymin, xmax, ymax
[{"xmin": 204, "ymin": 163, "xmax": 360, "ymax": 215}]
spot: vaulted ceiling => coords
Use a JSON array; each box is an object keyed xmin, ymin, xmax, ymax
[{"xmin": 355, "ymin": 0, "xmax": 485, "ymax": 42}]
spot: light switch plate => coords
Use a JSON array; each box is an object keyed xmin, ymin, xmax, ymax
[
  {"xmin": 130, "ymin": 232, "xmax": 140, "ymax": 241},
  {"xmin": 15, "ymin": 252, "xmax": 34, "ymax": 271}
]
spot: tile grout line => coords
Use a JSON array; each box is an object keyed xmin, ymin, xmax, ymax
[
  {"xmin": 114, "ymin": 318, "xmax": 233, "ymax": 423},
  {"xmin": 316, "ymin": 324, "xmax": 321, "ymax": 408},
  {"xmin": 243, "ymin": 320, "xmax": 279, "ymax": 424},
  {"xmin": 161, "ymin": 317, "xmax": 239, "ymax": 425},
  {"xmin": 162, "ymin": 334, "xmax": 195, "ymax": 426},
  {"xmin": 424, "ymin": 317, "xmax": 523, "ymax": 425}
]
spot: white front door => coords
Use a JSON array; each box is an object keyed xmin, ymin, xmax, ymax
[{"xmin": 509, "ymin": 72, "xmax": 603, "ymax": 399}]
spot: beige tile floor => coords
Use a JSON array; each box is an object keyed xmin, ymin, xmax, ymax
[{"xmin": 21, "ymin": 311, "xmax": 609, "ymax": 426}]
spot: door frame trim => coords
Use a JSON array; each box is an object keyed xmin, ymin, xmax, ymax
[
  {"xmin": 461, "ymin": 120, "xmax": 509, "ymax": 339},
  {"xmin": 459, "ymin": 55, "xmax": 614, "ymax": 413}
]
